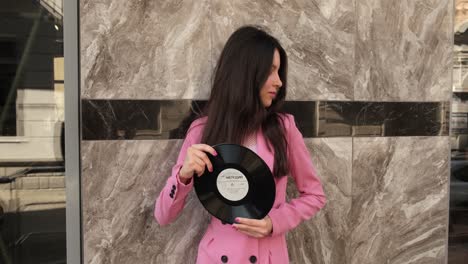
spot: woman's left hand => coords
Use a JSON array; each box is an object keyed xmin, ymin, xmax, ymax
[{"xmin": 232, "ymin": 216, "xmax": 273, "ymax": 238}]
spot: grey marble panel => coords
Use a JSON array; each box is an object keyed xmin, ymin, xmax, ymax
[
  {"xmin": 81, "ymin": 137, "xmax": 449, "ymax": 264},
  {"xmin": 211, "ymin": 0, "xmax": 355, "ymax": 100},
  {"xmin": 80, "ymin": 0, "xmax": 212, "ymax": 99},
  {"xmin": 355, "ymin": 0, "xmax": 453, "ymax": 101},
  {"xmin": 351, "ymin": 137, "xmax": 449, "ymax": 264},
  {"xmin": 82, "ymin": 140, "xmax": 210, "ymax": 264},
  {"xmin": 287, "ymin": 138, "xmax": 352, "ymax": 264},
  {"xmin": 81, "ymin": 137, "xmax": 352, "ymax": 264}
]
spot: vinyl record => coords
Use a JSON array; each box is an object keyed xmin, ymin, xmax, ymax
[{"xmin": 194, "ymin": 143, "xmax": 276, "ymax": 224}]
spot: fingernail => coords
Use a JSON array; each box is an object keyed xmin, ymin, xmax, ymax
[
  {"xmin": 235, "ymin": 217, "xmax": 240, "ymax": 223},
  {"xmin": 209, "ymin": 168, "xmax": 213, "ymax": 172},
  {"xmin": 213, "ymin": 151, "xmax": 218, "ymax": 156}
]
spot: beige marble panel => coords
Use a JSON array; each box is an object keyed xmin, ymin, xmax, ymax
[
  {"xmin": 81, "ymin": 140, "xmax": 210, "ymax": 264},
  {"xmin": 287, "ymin": 138, "xmax": 352, "ymax": 264},
  {"xmin": 355, "ymin": 0, "xmax": 453, "ymax": 101},
  {"xmin": 350, "ymin": 137, "xmax": 449, "ymax": 264},
  {"xmin": 80, "ymin": 0, "xmax": 212, "ymax": 99},
  {"xmin": 211, "ymin": 0, "xmax": 355, "ymax": 100}
]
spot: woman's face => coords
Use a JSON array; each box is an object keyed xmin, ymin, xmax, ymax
[{"xmin": 259, "ymin": 49, "xmax": 283, "ymax": 108}]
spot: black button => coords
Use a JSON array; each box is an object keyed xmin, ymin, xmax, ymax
[
  {"xmin": 172, "ymin": 185, "xmax": 176, "ymax": 190},
  {"xmin": 169, "ymin": 193, "xmax": 174, "ymax": 199},
  {"xmin": 170, "ymin": 190, "xmax": 175, "ymax": 195},
  {"xmin": 221, "ymin": 255, "xmax": 228, "ymax": 263},
  {"xmin": 249, "ymin": 255, "xmax": 257, "ymax": 263}
]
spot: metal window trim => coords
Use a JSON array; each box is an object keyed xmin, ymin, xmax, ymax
[{"xmin": 64, "ymin": 0, "xmax": 82, "ymax": 263}]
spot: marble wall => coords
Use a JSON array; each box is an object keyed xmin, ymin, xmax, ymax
[
  {"xmin": 80, "ymin": 0, "xmax": 453, "ymax": 263},
  {"xmin": 81, "ymin": 0, "xmax": 452, "ymax": 102},
  {"xmin": 355, "ymin": 0, "xmax": 452, "ymax": 101},
  {"xmin": 81, "ymin": 140, "xmax": 210, "ymax": 263},
  {"xmin": 350, "ymin": 137, "xmax": 449, "ymax": 264}
]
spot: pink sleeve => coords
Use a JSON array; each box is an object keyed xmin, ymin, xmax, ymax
[
  {"xmin": 154, "ymin": 123, "xmax": 202, "ymax": 226},
  {"xmin": 268, "ymin": 114, "xmax": 326, "ymax": 236}
]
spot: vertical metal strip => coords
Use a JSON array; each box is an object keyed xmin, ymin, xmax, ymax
[{"xmin": 64, "ymin": 0, "xmax": 82, "ymax": 263}]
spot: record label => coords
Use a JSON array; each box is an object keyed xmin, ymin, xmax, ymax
[{"xmin": 216, "ymin": 168, "xmax": 249, "ymax": 201}]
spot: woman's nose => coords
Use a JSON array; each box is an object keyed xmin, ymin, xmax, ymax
[{"xmin": 275, "ymin": 73, "xmax": 283, "ymax": 88}]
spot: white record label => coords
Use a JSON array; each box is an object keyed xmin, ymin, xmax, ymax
[{"xmin": 216, "ymin": 168, "xmax": 249, "ymax": 201}]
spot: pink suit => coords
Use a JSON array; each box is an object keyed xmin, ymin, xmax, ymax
[{"xmin": 154, "ymin": 114, "xmax": 326, "ymax": 263}]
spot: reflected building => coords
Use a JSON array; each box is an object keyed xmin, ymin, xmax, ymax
[
  {"xmin": 450, "ymin": 0, "xmax": 468, "ymax": 262},
  {"xmin": 0, "ymin": 0, "xmax": 65, "ymax": 263}
]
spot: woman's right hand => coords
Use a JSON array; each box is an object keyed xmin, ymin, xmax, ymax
[{"xmin": 178, "ymin": 144, "xmax": 217, "ymax": 184}]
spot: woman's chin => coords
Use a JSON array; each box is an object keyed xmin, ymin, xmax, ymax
[{"xmin": 262, "ymin": 100, "xmax": 272, "ymax": 108}]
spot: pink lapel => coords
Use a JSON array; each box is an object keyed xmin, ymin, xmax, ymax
[{"xmin": 256, "ymin": 129, "xmax": 274, "ymax": 172}]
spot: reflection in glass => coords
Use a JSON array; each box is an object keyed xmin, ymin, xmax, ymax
[
  {"xmin": 0, "ymin": 0, "xmax": 65, "ymax": 263},
  {"xmin": 450, "ymin": 1, "xmax": 468, "ymax": 262}
]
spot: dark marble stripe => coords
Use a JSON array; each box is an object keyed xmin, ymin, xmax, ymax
[
  {"xmin": 81, "ymin": 100, "xmax": 449, "ymax": 140},
  {"xmin": 319, "ymin": 101, "xmax": 450, "ymax": 137}
]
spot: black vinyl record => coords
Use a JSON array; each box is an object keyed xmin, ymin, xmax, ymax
[{"xmin": 194, "ymin": 143, "xmax": 276, "ymax": 224}]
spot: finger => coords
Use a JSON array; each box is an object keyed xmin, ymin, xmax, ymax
[
  {"xmin": 234, "ymin": 225, "xmax": 266, "ymax": 238},
  {"xmin": 191, "ymin": 144, "xmax": 217, "ymax": 156},
  {"xmin": 192, "ymin": 150, "xmax": 213, "ymax": 172},
  {"xmin": 191, "ymin": 156, "xmax": 205, "ymax": 168},
  {"xmin": 233, "ymin": 223, "xmax": 264, "ymax": 235},
  {"xmin": 234, "ymin": 223, "xmax": 271, "ymax": 237},
  {"xmin": 235, "ymin": 217, "xmax": 264, "ymax": 227},
  {"xmin": 236, "ymin": 229, "xmax": 262, "ymax": 238},
  {"xmin": 233, "ymin": 225, "xmax": 261, "ymax": 237},
  {"xmin": 191, "ymin": 157, "xmax": 206, "ymax": 176},
  {"xmin": 194, "ymin": 167, "xmax": 205, "ymax": 177}
]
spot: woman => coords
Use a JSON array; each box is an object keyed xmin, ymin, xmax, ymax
[{"xmin": 154, "ymin": 25, "xmax": 326, "ymax": 263}]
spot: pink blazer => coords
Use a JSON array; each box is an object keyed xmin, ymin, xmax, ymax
[{"xmin": 154, "ymin": 114, "xmax": 326, "ymax": 264}]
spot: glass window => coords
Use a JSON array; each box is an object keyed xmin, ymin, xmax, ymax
[
  {"xmin": 0, "ymin": 0, "xmax": 65, "ymax": 263},
  {"xmin": 450, "ymin": 1, "xmax": 468, "ymax": 262}
]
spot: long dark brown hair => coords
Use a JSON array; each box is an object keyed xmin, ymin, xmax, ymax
[{"xmin": 201, "ymin": 25, "xmax": 289, "ymax": 178}]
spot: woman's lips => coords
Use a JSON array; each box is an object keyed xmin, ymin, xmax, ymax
[{"xmin": 268, "ymin": 92, "xmax": 277, "ymax": 98}]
